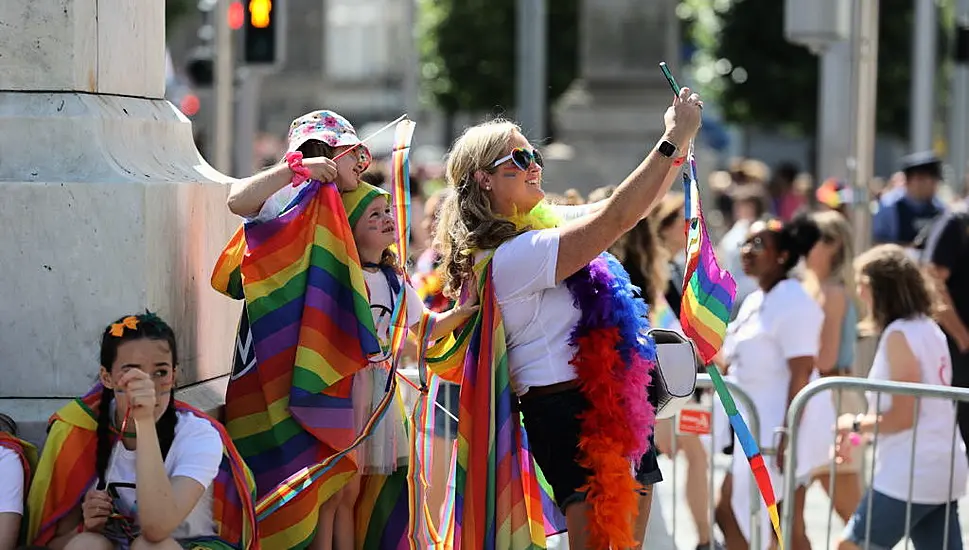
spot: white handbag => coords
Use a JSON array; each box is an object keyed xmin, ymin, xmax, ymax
[{"xmin": 648, "ymin": 328, "xmax": 700, "ymax": 419}]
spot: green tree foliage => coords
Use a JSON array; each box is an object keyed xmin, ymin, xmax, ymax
[
  {"xmin": 419, "ymin": 0, "xmax": 578, "ymax": 116},
  {"xmin": 683, "ymin": 0, "xmax": 932, "ymax": 139}
]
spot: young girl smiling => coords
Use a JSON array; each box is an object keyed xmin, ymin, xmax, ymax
[{"xmin": 321, "ymin": 183, "xmax": 476, "ymax": 550}]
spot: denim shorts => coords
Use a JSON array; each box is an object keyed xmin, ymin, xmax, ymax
[
  {"xmin": 518, "ymin": 387, "xmax": 663, "ymax": 513},
  {"xmin": 843, "ymin": 490, "xmax": 963, "ymax": 549}
]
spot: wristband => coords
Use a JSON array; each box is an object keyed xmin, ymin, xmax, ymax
[
  {"xmin": 285, "ymin": 151, "xmax": 312, "ymax": 188},
  {"xmin": 672, "ymin": 155, "xmax": 687, "ymax": 167}
]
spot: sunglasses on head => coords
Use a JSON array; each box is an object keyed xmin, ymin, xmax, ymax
[{"xmin": 491, "ymin": 147, "xmax": 544, "ymax": 171}]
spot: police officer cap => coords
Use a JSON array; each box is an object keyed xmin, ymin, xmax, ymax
[{"xmin": 900, "ymin": 151, "xmax": 942, "ymax": 175}]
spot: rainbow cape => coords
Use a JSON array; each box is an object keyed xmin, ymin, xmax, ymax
[
  {"xmin": 212, "ymin": 179, "xmax": 391, "ymax": 549},
  {"xmin": 385, "ymin": 120, "xmax": 418, "ymax": 384},
  {"xmin": 679, "ymin": 145, "xmax": 782, "ymax": 546},
  {"xmin": 424, "ymin": 259, "xmax": 567, "ymax": 549},
  {"xmin": 24, "ymin": 386, "xmax": 257, "ymax": 549}
]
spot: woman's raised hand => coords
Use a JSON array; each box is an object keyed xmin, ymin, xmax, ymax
[{"xmin": 663, "ymin": 87, "xmax": 704, "ymax": 148}]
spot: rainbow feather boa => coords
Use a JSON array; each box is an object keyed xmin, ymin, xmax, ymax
[{"xmin": 565, "ymin": 253, "xmax": 656, "ymax": 548}]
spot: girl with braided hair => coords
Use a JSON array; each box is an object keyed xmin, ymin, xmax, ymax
[{"xmin": 25, "ymin": 313, "xmax": 256, "ymax": 550}]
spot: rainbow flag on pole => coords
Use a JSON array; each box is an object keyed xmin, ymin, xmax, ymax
[{"xmin": 679, "ymin": 145, "xmax": 783, "ymax": 547}]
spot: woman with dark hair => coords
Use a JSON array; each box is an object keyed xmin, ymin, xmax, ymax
[
  {"xmin": 25, "ymin": 313, "xmax": 256, "ymax": 550},
  {"xmin": 836, "ymin": 245, "xmax": 968, "ymax": 549},
  {"xmin": 714, "ymin": 215, "xmax": 834, "ymax": 550}
]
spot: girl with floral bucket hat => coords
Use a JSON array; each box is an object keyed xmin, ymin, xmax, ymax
[
  {"xmin": 227, "ymin": 110, "xmax": 374, "ymax": 221},
  {"xmin": 213, "ymin": 110, "xmax": 388, "ymax": 550}
]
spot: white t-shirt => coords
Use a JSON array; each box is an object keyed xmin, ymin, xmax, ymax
[
  {"xmin": 364, "ymin": 269, "xmax": 425, "ymax": 360},
  {"xmin": 248, "ymin": 180, "xmax": 307, "ymax": 223},
  {"xmin": 721, "ymin": 279, "xmax": 824, "ymax": 428},
  {"xmin": 104, "ymin": 411, "xmax": 223, "ymax": 540},
  {"xmin": 0, "ymin": 446, "xmax": 24, "ymax": 515},
  {"xmin": 720, "ymin": 279, "xmax": 833, "ymax": 549},
  {"xmin": 489, "ymin": 229, "xmax": 581, "ymax": 396},
  {"xmin": 867, "ymin": 317, "xmax": 969, "ymax": 503}
]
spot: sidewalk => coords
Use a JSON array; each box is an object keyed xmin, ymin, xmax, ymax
[{"xmin": 547, "ymin": 453, "xmax": 969, "ymax": 549}]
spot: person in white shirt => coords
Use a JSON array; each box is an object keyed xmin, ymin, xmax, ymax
[
  {"xmin": 31, "ymin": 313, "xmax": 251, "ymax": 550},
  {"xmin": 836, "ymin": 244, "xmax": 968, "ymax": 549},
  {"xmin": 713, "ymin": 215, "xmax": 834, "ymax": 550},
  {"xmin": 0, "ymin": 416, "xmax": 28, "ymax": 550},
  {"xmin": 434, "ymin": 87, "xmax": 703, "ymax": 549}
]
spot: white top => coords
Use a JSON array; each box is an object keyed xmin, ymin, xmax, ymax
[
  {"xmin": 363, "ymin": 269, "xmax": 425, "ymax": 360},
  {"xmin": 722, "ymin": 279, "xmax": 824, "ymax": 426},
  {"xmin": 104, "ymin": 411, "xmax": 223, "ymax": 540},
  {"xmin": 490, "ymin": 229, "xmax": 580, "ymax": 396},
  {"xmin": 867, "ymin": 316, "xmax": 969, "ymax": 504},
  {"xmin": 720, "ymin": 279, "xmax": 833, "ymax": 549},
  {"xmin": 0, "ymin": 446, "xmax": 24, "ymax": 515},
  {"xmin": 248, "ymin": 180, "xmax": 308, "ymax": 223}
]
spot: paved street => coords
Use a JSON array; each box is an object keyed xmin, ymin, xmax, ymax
[{"xmin": 547, "ymin": 452, "xmax": 969, "ymax": 549}]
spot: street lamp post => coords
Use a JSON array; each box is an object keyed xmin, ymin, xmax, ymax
[{"xmin": 516, "ymin": 0, "xmax": 547, "ymax": 141}]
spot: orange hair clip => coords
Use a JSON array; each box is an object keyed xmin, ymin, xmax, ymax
[{"xmin": 109, "ymin": 316, "xmax": 139, "ymax": 337}]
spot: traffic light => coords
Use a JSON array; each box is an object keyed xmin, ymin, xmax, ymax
[{"xmin": 244, "ymin": 0, "xmax": 284, "ymax": 66}]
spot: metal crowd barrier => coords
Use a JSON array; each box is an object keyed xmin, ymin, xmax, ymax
[
  {"xmin": 660, "ymin": 374, "xmax": 766, "ymax": 550},
  {"xmin": 402, "ymin": 371, "xmax": 767, "ymax": 549},
  {"xmin": 781, "ymin": 377, "xmax": 969, "ymax": 550}
]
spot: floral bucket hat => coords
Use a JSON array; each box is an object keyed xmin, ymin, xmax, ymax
[{"xmin": 286, "ymin": 110, "xmax": 373, "ymax": 172}]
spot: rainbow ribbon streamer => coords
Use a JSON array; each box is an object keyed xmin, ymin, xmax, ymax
[
  {"xmin": 384, "ymin": 119, "xmax": 418, "ymax": 391},
  {"xmin": 679, "ymin": 144, "xmax": 783, "ymax": 548}
]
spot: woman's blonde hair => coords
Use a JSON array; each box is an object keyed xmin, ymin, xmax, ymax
[
  {"xmin": 854, "ymin": 244, "xmax": 933, "ymax": 330},
  {"xmin": 435, "ymin": 119, "xmax": 523, "ymax": 296},
  {"xmin": 805, "ymin": 210, "xmax": 860, "ymax": 311}
]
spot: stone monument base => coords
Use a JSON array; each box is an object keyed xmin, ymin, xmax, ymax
[{"xmin": 0, "ymin": 92, "xmax": 240, "ymax": 446}]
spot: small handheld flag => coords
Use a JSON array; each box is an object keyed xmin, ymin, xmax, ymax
[{"xmin": 661, "ymin": 62, "xmax": 784, "ymax": 549}]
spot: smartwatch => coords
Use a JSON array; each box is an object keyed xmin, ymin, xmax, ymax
[{"xmin": 657, "ymin": 139, "xmax": 678, "ymax": 158}]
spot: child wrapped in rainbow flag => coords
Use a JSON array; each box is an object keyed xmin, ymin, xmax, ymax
[{"xmin": 24, "ymin": 313, "xmax": 256, "ymax": 550}]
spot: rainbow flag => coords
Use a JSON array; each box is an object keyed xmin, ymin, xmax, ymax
[
  {"xmin": 425, "ymin": 259, "xmax": 567, "ymax": 549},
  {"xmin": 354, "ymin": 469, "xmax": 412, "ymax": 550},
  {"xmin": 25, "ymin": 386, "xmax": 257, "ymax": 549},
  {"xmin": 679, "ymin": 147, "xmax": 735, "ymax": 361},
  {"xmin": 679, "ymin": 145, "xmax": 782, "ymax": 547},
  {"xmin": 212, "ymin": 180, "xmax": 381, "ymax": 549},
  {"xmin": 385, "ymin": 120, "xmax": 418, "ymax": 383}
]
